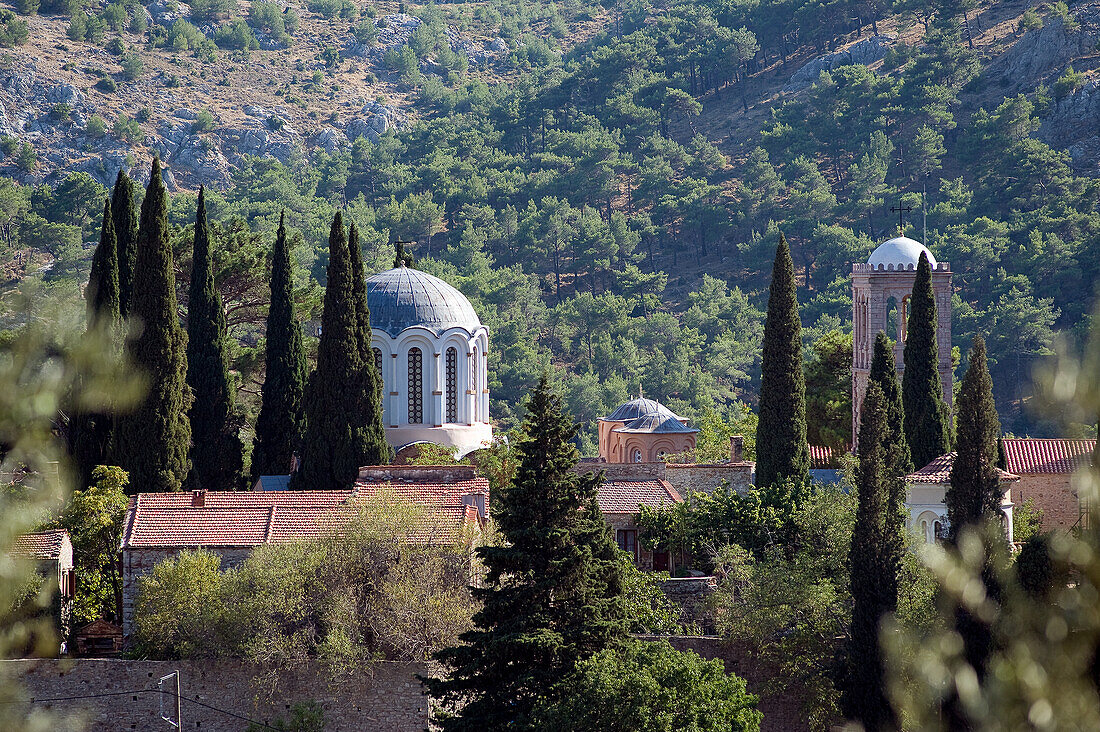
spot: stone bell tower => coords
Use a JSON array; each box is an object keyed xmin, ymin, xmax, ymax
[{"xmin": 852, "ymin": 236, "xmax": 952, "ymax": 447}]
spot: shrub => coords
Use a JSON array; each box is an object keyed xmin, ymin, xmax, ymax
[
  {"xmin": 135, "ymin": 106, "xmax": 152, "ymax": 122},
  {"xmin": 308, "ymin": 0, "xmax": 356, "ymax": 20},
  {"xmin": 0, "ymin": 9, "xmax": 29, "ymax": 46},
  {"xmin": 15, "ymin": 141, "xmax": 35, "ymax": 171},
  {"xmin": 67, "ymin": 9, "xmax": 87, "ymax": 40},
  {"xmin": 0, "ymin": 135, "xmax": 17, "ymax": 156},
  {"xmin": 84, "ymin": 13, "xmax": 106, "ymax": 42},
  {"xmin": 266, "ymin": 113, "xmax": 284, "ymax": 130},
  {"xmin": 351, "ymin": 18, "xmax": 377, "ymax": 45},
  {"xmin": 129, "ymin": 8, "xmax": 146, "ymax": 32},
  {"xmin": 49, "ymin": 102, "xmax": 71, "ymax": 121},
  {"xmin": 120, "ymin": 51, "xmax": 143, "ymax": 80},
  {"xmin": 112, "ymin": 113, "xmax": 143, "ymax": 143},
  {"xmin": 249, "ymin": 1, "xmax": 292, "ymax": 44},
  {"xmin": 14, "ymin": 0, "xmax": 38, "ymax": 15},
  {"xmin": 1018, "ymin": 8, "xmax": 1042, "ymax": 31},
  {"xmin": 214, "ymin": 18, "xmax": 258, "ymax": 50},
  {"xmin": 188, "ymin": 0, "xmax": 232, "ymax": 22},
  {"xmin": 95, "ymin": 75, "xmax": 117, "ymax": 92},
  {"xmin": 1052, "ymin": 65, "xmax": 1085, "ymax": 100},
  {"xmin": 191, "ymin": 109, "xmax": 215, "ymax": 133},
  {"xmin": 319, "ymin": 44, "xmax": 339, "ymax": 68},
  {"xmin": 102, "ymin": 1, "xmax": 126, "ymax": 30},
  {"xmin": 104, "ymin": 36, "xmax": 125, "ymax": 55},
  {"xmin": 85, "ymin": 113, "xmax": 107, "ymax": 138}
]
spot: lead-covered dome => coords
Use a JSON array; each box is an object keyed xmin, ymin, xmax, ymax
[
  {"xmin": 603, "ymin": 398, "xmax": 685, "ymax": 424},
  {"xmin": 868, "ymin": 236, "xmax": 937, "ymax": 270},
  {"xmin": 366, "ymin": 266, "xmax": 482, "ymax": 337}
]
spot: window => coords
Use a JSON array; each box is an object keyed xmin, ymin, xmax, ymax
[
  {"xmin": 632, "ymin": 449, "xmax": 642, "ymax": 463},
  {"xmin": 933, "ymin": 520, "xmax": 943, "ymax": 541},
  {"xmin": 616, "ymin": 529, "xmax": 637, "ymax": 560},
  {"xmin": 446, "ymin": 347, "xmax": 458, "ymax": 423},
  {"xmin": 408, "ymin": 348, "xmax": 423, "ymax": 424},
  {"xmin": 372, "ymin": 347, "xmax": 382, "ymax": 377},
  {"xmin": 656, "ymin": 450, "xmax": 667, "ymax": 460},
  {"xmin": 920, "ymin": 519, "xmax": 929, "ymax": 543}
]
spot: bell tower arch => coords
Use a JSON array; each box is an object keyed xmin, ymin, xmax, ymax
[{"xmin": 852, "ymin": 237, "xmax": 953, "ymax": 447}]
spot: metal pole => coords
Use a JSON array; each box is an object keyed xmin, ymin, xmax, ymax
[{"xmin": 175, "ymin": 670, "xmax": 181, "ymax": 731}]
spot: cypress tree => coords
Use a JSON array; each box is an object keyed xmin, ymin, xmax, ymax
[
  {"xmin": 250, "ymin": 211, "xmax": 307, "ymax": 481},
  {"xmin": 755, "ymin": 233, "xmax": 809, "ymax": 488},
  {"xmin": 185, "ymin": 187, "xmax": 243, "ymax": 491},
  {"xmin": 347, "ymin": 221, "xmax": 389, "ymax": 466},
  {"xmin": 869, "ymin": 331, "xmax": 912, "ymax": 599},
  {"xmin": 293, "ymin": 212, "xmax": 363, "ymax": 490},
  {"xmin": 426, "ymin": 374, "xmax": 628, "ymax": 730},
  {"xmin": 68, "ymin": 198, "xmax": 122, "ymax": 490},
  {"xmin": 902, "ymin": 251, "xmax": 950, "ymax": 470},
  {"xmin": 114, "ymin": 159, "xmax": 191, "ymax": 493},
  {"xmin": 111, "ymin": 169, "xmax": 139, "ymax": 320},
  {"xmin": 843, "ymin": 382, "xmax": 898, "ymax": 732},
  {"xmin": 946, "ymin": 335, "xmax": 1002, "ymax": 540}
]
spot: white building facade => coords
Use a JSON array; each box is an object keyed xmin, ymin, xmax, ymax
[{"xmin": 366, "ymin": 265, "xmax": 492, "ymax": 456}]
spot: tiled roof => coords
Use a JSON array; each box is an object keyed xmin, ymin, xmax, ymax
[
  {"xmin": 906, "ymin": 452, "xmax": 1020, "ymax": 486},
  {"xmin": 122, "ymin": 479, "xmax": 489, "ymax": 549},
  {"xmin": 1002, "ymin": 438, "xmax": 1096, "ymax": 475},
  {"xmin": 12, "ymin": 529, "xmax": 69, "ymax": 560},
  {"xmin": 597, "ymin": 480, "xmax": 682, "ymax": 515},
  {"xmin": 809, "ymin": 445, "xmax": 845, "ymax": 469}
]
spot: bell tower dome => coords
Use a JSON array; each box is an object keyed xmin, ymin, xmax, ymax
[{"xmin": 852, "ymin": 236, "xmax": 953, "ymax": 446}]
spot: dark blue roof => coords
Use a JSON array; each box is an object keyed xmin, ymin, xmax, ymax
[
  {"xmin": 616, "ymin": 413, "xmax": 697, "ymax": 434},
  {"xmin": 602, "ymin": 398, "xmax": 684, "ymax": 423},
  {"xmin": 365, "ymin": 266, "xmax": 482, "ymax": 338}
]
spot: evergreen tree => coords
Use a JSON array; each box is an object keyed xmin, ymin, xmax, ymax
[
  {"xmin": 250, "ymin": 211, "xmax": 307, "ymax": 481},
  {"xmin": 114, "ymin": 159, "xmax": 191, "ymax": 493},
  {"xmin": 755, "ymin": 233, "xmax": 809, "ymax": 488},
  {"xmin": 185, "ymin": 187, "xmax": 242, "ymax": 491},
  {"xmin": 426, "ymin": 374, "xmax": 628, "ymax": 730},
  {"xmin": 843, "ymin": 382, "xmax": 897, "ymax": 732},
  {"xmin": 68, "ymin": 198, "xmax": 121, "ymax": 490},
  {"xmin": 946, "ymin": 335, "xmax": 1002, "ymax": 540},
  {"xmin": 868, "ymin": 331, "xmax": 912, "ymax": 597},
  {"xmin": 293, "ymin": 212, "xmax": 364, "ymax": 490},
  {"xmin": 111, "ymin": 169, "xmax": 138, "ymax": 320},
  {"xmin": 347, "ymin": 221, "xmax": 389, "ymax": 466},
  {"xmin": 902, "ymin": 251, "xmax": 950, "ymax": 470},
  {"xmin": 393, "ymin": 239, "xmax": 413, "ymax": 268}
]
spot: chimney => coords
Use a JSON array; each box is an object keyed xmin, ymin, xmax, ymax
[
  {"xmin": 463, "ymin": 492, "xmax": 488, "ymax": 520},
  {"xmin": 191, "ymin": 489, "xmax": 206, "ymax": 508},
  {"xmin": 730, "ymin": 435, "xmax": 744, "ymax": 463}
]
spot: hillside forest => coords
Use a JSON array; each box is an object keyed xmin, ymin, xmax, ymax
[{"xmin": 1, "ymin": 0, "xmax": 1098, "ymax": 459}]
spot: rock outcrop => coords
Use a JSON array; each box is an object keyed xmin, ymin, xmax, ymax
[{"xmin": 784, "ymin": 35, "xmax": 895, "ymax": 92}]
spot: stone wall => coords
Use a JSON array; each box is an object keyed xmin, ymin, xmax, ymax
[
  {"xmin": 636, "ymin": 635, "xmax": 809, "ymax": 732},
  {"xmin": 1013, "ymin": 473, "xmax": 1081, "ymax": 530},
  {"xmin": 665, "ymin": 463, "xmax": 753, "ymax": 496},
  {"xmin": 6, "ymin": 658, "xmax": 430, "ymax": 731}
]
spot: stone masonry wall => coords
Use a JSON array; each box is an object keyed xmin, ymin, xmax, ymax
[
  {"xmin": 6, "ymin": 659, "xmax": 430, "ymax": 731},
  {"xmin": 1013, "ymin": 473, "xmax": 1080, "ymax": 530},
  {"xmin": 665, "ymin": 463, "xmax": 753, "ymax": 496}
]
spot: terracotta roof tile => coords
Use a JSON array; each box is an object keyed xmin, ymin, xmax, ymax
[
  {"xmin": 598, "ymin": 480, "xmax": 682, "ymax": 515},
  {"xmin": 1001, "ymin": 438, "xmax": 1096, "ymax": 475},
  {"xmin": 11, "ymin": 529, "xmax": 69, "ymax": 559},
  {"xmin": 906, "ymin": 452, "xmax": 1019, "ymax": 486}
]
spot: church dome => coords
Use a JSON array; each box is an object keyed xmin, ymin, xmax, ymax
[
  {"xmin": 867, "ymin": 236, "xmax": 937, "ymax": 270},
  {"xmin": 616, "ymin": 413, "xmax": 698, "ymax": 434},
  {"xmin": 602, "ymin": 398, "xmax": 685, "ymax": 424},
  {"xmin": 366, "ymin": 266, "xmax": 482, "ymax": 337}
]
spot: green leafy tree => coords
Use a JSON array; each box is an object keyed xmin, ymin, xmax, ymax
[
  {"xmin": 842, "ymin": 382, "xmax": 898, "ymax": 731},
  {"xmin": 185, "ymin": 187, "xmax": 242, "ymax": 491},
  {"xmin": 250, "ymin": 211, "xmax": 307, "ymax": 481},
  {"xmin": 294, "ymin": 212, "xmax": 365, "ymax": 490},
  {"xmin": 347, "ymin": 221, "xmax": 389, "ymax": 466},
  {"xmin": 536, "ymin": 640, "xmax": 762, "ymax": 731},
  {"xmin": 111, "ymin": 169, "xmax": 138, "ymax": 320},
  {"xmin": 805, "ymin": 329, "xmax": 852, "ymax": 453},
  {"xmin": 426, "ymin": 374, "xmax": 628, "ymax": 730},
  {"xmin": 902, "ymin": 251, "xmax": 950, "ymax": 469},
  {"xmin": 68, "ymin": 198, "xmax": 121, "ymax": 491},
  {"xmin": 755, "ymin": 233, "xmax": 809, "ymax": 488},
  {"xmin": 115, "ymin": 159, "xmax": 191, "ymax": 493}
]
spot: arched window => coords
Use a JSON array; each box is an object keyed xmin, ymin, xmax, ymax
[
  {"xmin": 372, "ymin": 348, "xmax": 383, "ymax": 378},
  {"xmin": 885, "ymin": 296, "xmax": 899, "ymax": 343},
  {"xmin": 445, "ymin": 347, "xmax": 458, "ymax": 423},
  {"xmin": 656, "ymin": 450, "xmax": 668, "ymax": 460},
  {"xmin": 632, "ymin": 449, "xmax": 642, "ymax": 463},
  {"xmin": 408, "ymin": 348, "xmax": 423, "ymax": 424},
  {"xmin": 900, "ymin": 295, "xmax": 911, "ymax": 342},
  {"xmin": 933, "ymin": 520, "xmax": 943, "ymax": 542},
  {"xmin": 920, "ymin": 519, "xmax": 929, "ymax": 543}
]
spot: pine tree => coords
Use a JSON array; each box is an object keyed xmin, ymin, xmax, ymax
[
  {"xmin": 902, "ymin": 251, "xmax": 950, "ymax": 470},
  {"xmin": 114, "ymin": 159, "xmax": 191, "ymax": 493},
  {"xmin": 869, "ymin": 331, "xmax": 912, "ymax": 600},
  {"xmin": 250, "ymin": 211, "xmax": 307, "ymax": 481},
  {"xmin": 347, "ymin": 221, "xmax": 389, "ymax": 466},
  {"xmin": 111, "ymin": 169, "xmax": 138, "ymax": 320},
  {"xmin": 293, "ymin": 212, "xmax": 364, "ymax": 490},
  {"xmin": 843, "ymin": 382, "xmax": 898, "ymax": 732},
  {"xmin": 755, "ymin": 233, "xmax": 809, "ymax": 488},
  {"xmin": 185, "ymin": 187, "xmax": 243, "ymax": 491},
  {"xmin": 393, "ymin": 239, "xmax": 413, "ymax": 268},
  {"xmin": 68, "ymin": 198, "xmax": 121, "ymax": 490},
  {"xmin": 426, "ymin": 374, "xmax": 628, "ymax": 730},
  {"xmin": 946, "ymin": 335, "xmax": 1002, "ymax": 540}
]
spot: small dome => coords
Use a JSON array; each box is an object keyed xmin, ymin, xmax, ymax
[
  {"xmin": 366, "ymin": 267, "xmax": 482, "ymax": 337},
  {"xmin": 615, "ymin": 413, "xmax": 698, "ymax": 434},
  {"xmin": 868, "ymin": 236, "xmax": 937, "ymax": 270},
  {"xmin": 602, "ymin": 398, "xmax": 684, "ymax": 424}
]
